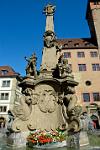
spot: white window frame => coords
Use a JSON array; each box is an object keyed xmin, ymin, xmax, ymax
[
  {"xmin": 2, "ymin": 80, "xmax": 10, "ymax": 87},
  {"xmin": 0, "ymin": 93, "xmax": 9, "ymax": 100},
  {"xmin": 0, "ymin": 105, "xmax": 7, "ymax": 113}
]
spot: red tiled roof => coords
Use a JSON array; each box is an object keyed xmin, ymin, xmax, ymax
[
  {"xmin": 0, "ymin": 66, "xmax": 20, "ymax": 77},
  {"xmin": 57, "ymin": 38, "xmax": 98, "ymax": 49}
]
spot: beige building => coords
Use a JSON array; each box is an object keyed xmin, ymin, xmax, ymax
[
  {"xmin": 0, "ymin": 66, "xmax": 22, "ymax": 126},
  {"xmin": 57, "ymin": 0, "xmax": 100, "ymax": 114}
]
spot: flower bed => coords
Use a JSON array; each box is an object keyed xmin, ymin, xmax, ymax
[{"xmin": 27, "ymin": 128, "xmax": 66, "ymax": 147}]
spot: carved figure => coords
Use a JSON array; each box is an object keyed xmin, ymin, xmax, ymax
[
  {"xmin": 6, "ymin": 110, "xmax": 15, "ymax": 135},
  {"xmin": 60, "ymin": 92, "xmax": 81, "ymax": 133},
  {"xmin": 25, "ymin": 53, "xmax": 37, "ymax": 77},
  {"xmin": 66, "ymin": 86, "xmax": 75, "ymax": 94},
  {"xmin": 44, "ymin": 30, "xmax": 56, "ymax": 48},
  {"xmin": 57, "ymin": 55, "xmax": 72, "ymax": 78},
  {"xmin": 63, "ymin": 94, "xmax": 77, "ymax": 112},
  {"xmin": 67, "ymin": 106, "xmax": 82, "ymax": 132},
  {"xmin": 12, "ymin": 95, "xmax": 32, "ymax": 121},
  {"xmin": 22, "ymin": 88, "xmax": 39, "ymax": 105}
]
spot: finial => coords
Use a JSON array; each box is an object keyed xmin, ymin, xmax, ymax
[{"xmin": 43, "ymin": 4, "xmax": 56, "ymax": 15}]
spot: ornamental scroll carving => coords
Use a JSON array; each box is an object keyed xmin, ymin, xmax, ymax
[
  {"xmin": 12, "ymin": 88, "xmax": 39, "ymax": 121},
  {"xmin": 21, "ymin": 85, "xmax": 58, "ymax": 114},
  {"xmin": 12, "ymin": 95, "xmax": 32, "ymax": 121}
]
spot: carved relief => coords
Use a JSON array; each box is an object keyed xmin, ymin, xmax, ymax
[
  {"xmin": 38, "ymin": 89, "xmax": 57, "ymax": 113},
  {"xmin": 30, "ymin": 84, "xmax": 57, "ymax": 113},
  {"xmin": 31, "ymin": 92, "xmax": 39, "ymax": 105},
  {"xmin": 44, "ymin": 30, "xmax": 56, "ymax": 48},
  {"xmin": 22, "ymin": 88, "xmax": 33, "ymax": 96},
  {"xmin": 12, "ymin": 87, "xmax": 39, "ymax": 122},
  {"xmin": 12, "ymin": 96, "xmax": 32, "ymax": 121}
]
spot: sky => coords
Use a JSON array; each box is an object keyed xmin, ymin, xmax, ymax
[{"xmin": 0, "ymin": 0, "xmax": 90, "ymax": 76}]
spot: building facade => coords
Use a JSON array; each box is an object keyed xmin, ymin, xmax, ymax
[
  {"xmin": 57, "ymin": 0, "xmax": 100, "ymax": 112},
  {"xmin": 0, "ymin": 66, "xmax": 22, "ymax": 125}
]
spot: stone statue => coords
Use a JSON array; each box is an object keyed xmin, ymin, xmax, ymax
[
  {"xmin": 57, "ymin": 55, "xmax": 72, "ymax": 78},
  {"xmin": 62, "ymin": 95, "xmax": 81, "ymax": 133},
  {"xmin": 25, "ymin": 53, "xmax": 37, "ymax": 78},
  {"xmin": 43, "ymin": 30, "xmax": 56, "ymax": 48},
  {"xmin": 58, "ymin": 85, "xmax": 81, "ymax": 133}
]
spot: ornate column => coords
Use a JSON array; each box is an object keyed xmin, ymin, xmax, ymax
[{"xmin": 41, "ymin": 4, "xmax": 58, "ymax": 73}]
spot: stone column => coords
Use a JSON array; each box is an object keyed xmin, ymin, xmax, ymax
[
  {"xmin": 45, "ymin": 15, "xmax": 54, "ymax": 31},
  {"xmin": 41, "ymin": 4, "xmax": 58, "ymax": 72},
  {"xmin": 43, "ymin": 4, "xmax": 55, "ymax": 32}
]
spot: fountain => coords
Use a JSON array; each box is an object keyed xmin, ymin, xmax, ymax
[{"xmin": 1, "ymin": 3, "xmax": 100, "ymax": 150}]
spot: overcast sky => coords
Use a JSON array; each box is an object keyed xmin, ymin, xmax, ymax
[{"xmin": 0, "ymin": 0, "xmax": 90, "ymax": 76}]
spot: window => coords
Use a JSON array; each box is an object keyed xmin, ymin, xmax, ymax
[
  {"xmin": 64, "ymin": 44, "xmax": 68, "ymax": 47},
  {"xmin": 78, "ymin": 64, "xmax": 86, "ymax": 71},
  {"xmin": 90, "ymin": 51, "xmax": 98, "ymax": 57},
  {"xmin": 94, "ymin": 1, "xmax": 99, "ymax": 5},
  {"xmin": 64, "ymin": 52, "xmax": 71, "ymax": 58},
  {"xmin": 92, "ymin": 64, "xmax": 100, "ymax": 71},
  {"xmin": 1, "ymin": 70, "xmax": 8, "ymax": 75},
  {"xmin": 83, "ymin": 93, "xmax": 90, "ymax": 102},
  {"xmin": 2, "ymin": 80, "xmax": 10, "ymax": 87},
  {"xmin": 77, "ymin": 52, "xmax": 85, "ymax": 58},
  {"xmin": 85, "ymin": 80, "xmax": 92, "ymax": 86},
  {"xmin": 84, "ymin": 42, "xmax": 90, "ymax": 46},
  {"xmin": 0, "ymin": 106, "xmax": 7, "ymax": 112},
  {"xmin": 0, "ymin": 93, "xmax": 9, "ymax": 100},
  {"xmin": 74, "ymin": 43, "xmax": 79, "ymax": 47},
  {"xmin": 93, "ymin": 93, "xmax": 100, "ymax": 101},
  {"xmin": 68, "ymin": 40, "xmax": 72, "ymax": 43}
]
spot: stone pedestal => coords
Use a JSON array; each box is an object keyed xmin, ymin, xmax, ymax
[
  {"xmin": 79, "ymin": 131, "xmax": 89, "ymax": 147},
  {"xmin": 67, "ymin": 132, "xmax": 80, "ymax": 149}
]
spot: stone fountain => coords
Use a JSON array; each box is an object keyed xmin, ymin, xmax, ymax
[{"xmin": 6, "ymin": 4, "xmax": 85, "ymax": 149}]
